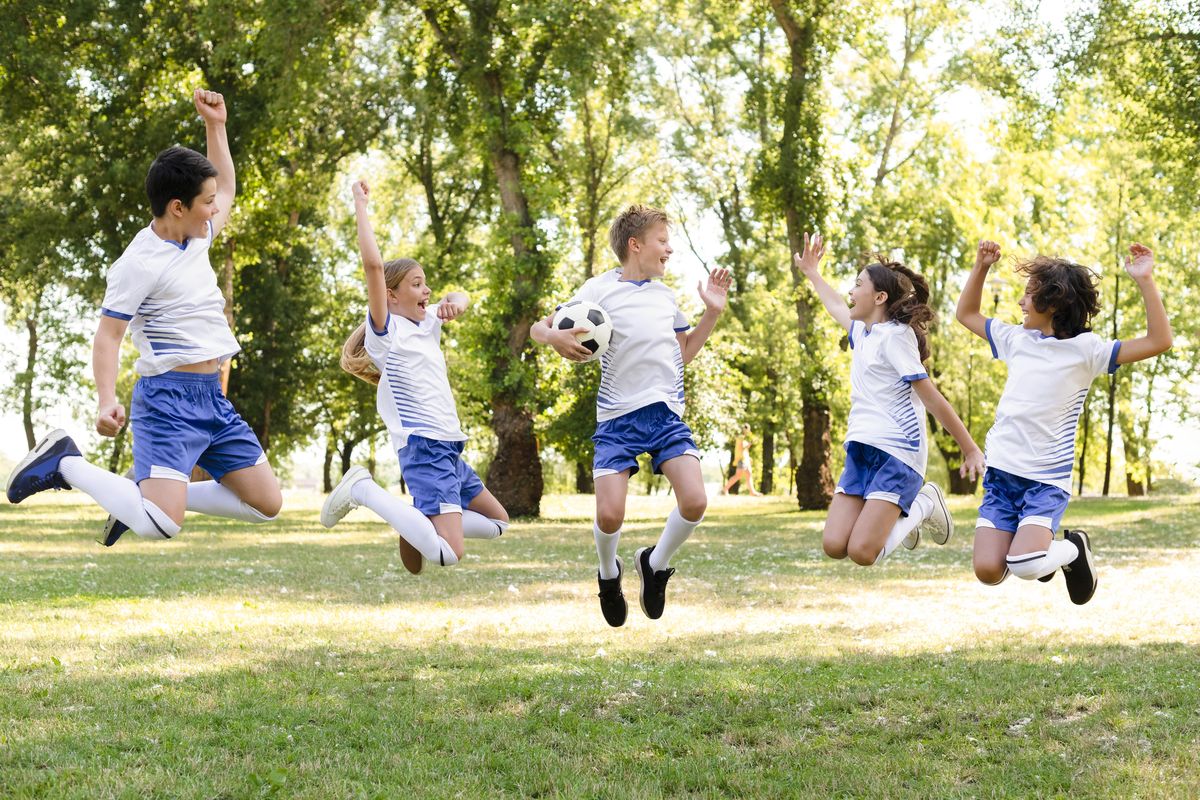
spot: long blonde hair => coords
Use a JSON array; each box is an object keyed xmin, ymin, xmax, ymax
[{"xmin": 341, "ymin": 258, "xmax": 424, "ymax": 384}]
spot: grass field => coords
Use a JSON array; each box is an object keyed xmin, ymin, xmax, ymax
[{"xmin": 2, "ymin": 490, "xmax": 1198, "ymax": 798}]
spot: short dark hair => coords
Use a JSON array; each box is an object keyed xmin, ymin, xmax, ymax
[
  {"xmin": 145, "ymin": 146, "xmax": 218, "ymax": 217},
  {"xmin": 1016, "ymin": 256, "xmax": 1101, "ymax": 339}
]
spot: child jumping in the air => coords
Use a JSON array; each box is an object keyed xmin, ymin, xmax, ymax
[
  {"xmin": 795, "ymin": 233, "xmax": 984, "ymax": 566},
  {"xmin": 531, "ymin": 204, "xmax": 732, "ymax": 627},
  {"xmin": 321, "ymin": 180, "xmax": 509, "ymax": 573},
  {"xmin": 956, "ymin": 240, "xmax": 1172, "ymax": 604},
  {"xmin": 5, "ymin": 89, "xmax": 283, "ymax": 542}
]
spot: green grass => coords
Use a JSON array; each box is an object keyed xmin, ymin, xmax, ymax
[{"xmin": 2, "ymin": 491, "xmax": 1199, "ymax": 798}]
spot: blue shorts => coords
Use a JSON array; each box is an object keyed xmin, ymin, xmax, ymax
[
  {"xmin": 131, "ymin": 371, "xmax": 266, "ymax": 483},
  {"xmin": 976, "ymin": 467, "xmax": 1070, "ymax": 533},
  {"xmin": 592, "ymin": 403, "xmax": 700, "ymax": 478},
  {"xmin": 836, "ymin": 441, "xmax": 924, "ymax": 515},
  {"xmin": 399, "ymin": 436, "xmax": 485, "ymax": 516}
]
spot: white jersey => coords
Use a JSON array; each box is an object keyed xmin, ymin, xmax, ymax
[
  {"xmin": 364, "ymin": 305, "xmax": 467, "ymax": 450},
  {"xmin": 566, "ymin": 269, "xmax": 690, "ymax": 423},
  {"xmin": 844, "ymin": 320, "xmax": 929, "ymax": 475},
  {"xmin": 984, "ymin": 318, "xmax": 1120, "ymax": 491},
  {"xmin": 101, "ymin": 221, "xmax": 240, "ymax": 376}
]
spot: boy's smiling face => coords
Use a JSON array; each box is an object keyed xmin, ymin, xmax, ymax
[
  {"xmin": 628, "ymin": 222, "xmax": 672, "ymax": 277},
  {"xmin": 176, "ymin": 177, "xmax": 219, "ymax": 240},
  {"xmin": 388, "ymin": 266, "xmax": 432, "ymax": 322},
  {"xmin": 1019, "ymin": 281, "xmax": 1055, "ymax": 333}
]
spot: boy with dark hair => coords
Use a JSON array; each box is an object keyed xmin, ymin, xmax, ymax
[{"xmin": 6, "ymin": 89, "xmax": 283, "ymax": 543}]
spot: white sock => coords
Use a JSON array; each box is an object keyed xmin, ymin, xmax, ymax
[
  {"xmin": 58, "ymin": 456, "xmax": 181, "ymax": 540},
  {"xmin": 351, "ymin": 479, "xmax": 459, "ymax": 566},
  {"xmin": 594, "ymin": 521, "xmax": 621, "ymax": 579},
  {"xmin": 462, "ymin": 509, "xmax": 506, "ymax": 539},
  {"xmin": 1007, "ymin": 538, "xmax": 1079, "ymax": 580},
  {"xmin": 875, "ymin": 493, "xmax": 936, "ymax": 564},
  {"xmin": 649, "ymin": 508, "xmax": 702, "ymax": 571},
  {"xmin": 186, "ymin": 481, "xmax": 275, "ymax": 523}
]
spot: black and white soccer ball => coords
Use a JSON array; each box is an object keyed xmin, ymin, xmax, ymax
[{"xmin": 552, "ymin": 300, "xmax": 613, "ymax": 362}]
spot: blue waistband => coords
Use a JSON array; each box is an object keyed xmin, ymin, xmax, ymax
[{"xmin": 139, "ymin": 370, "xmax": 222, "ymax": 384}]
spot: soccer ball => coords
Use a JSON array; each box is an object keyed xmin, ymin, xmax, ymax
[{"xmin": 552, "ymin": 300, "xmax": 613, "ymax": 362}]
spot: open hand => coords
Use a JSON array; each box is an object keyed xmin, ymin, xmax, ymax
[
  {"xmin": 1125, "ymin": 243, "xmax": 1154, "ymax": 282},
  {"xmin": 959, "ymin": 448, "xmax": 985, "ymax": 481},
  {"xmin": 793, "ymin": 232, "xmax": 826, "ymax": 278},
  {"xmin": 193, "ymin": 88, "xmax": 227, "ymax": 125},
  {"xmin": 550, "ymin": 326, "xmax": 593, "ymax": 362},
  {"xmin": 698, "ymin": 267, "xmax": 732, "ymax": 313}
]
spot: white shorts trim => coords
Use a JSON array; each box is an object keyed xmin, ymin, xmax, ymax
[
  {"xmin": 1018, "ymin": 515, "xmax": 1054, "ymax": 531},
  {"xmin": 438, "ymin": 502, "xmax": 463, "ymax": 515},
  {"xmin": 594, "ymin": 467, "xmax": 619, "ymax": 478},
  {"xmin": 865, "ymin": 490, "xmax": 901, "ymax": 505},
  {"xmin": 148, "ymin": 465, "xmax": 189, "ymax": 482}
]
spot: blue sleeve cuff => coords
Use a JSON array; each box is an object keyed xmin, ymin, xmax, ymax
[
  {"xmin": 1107, "ymin": 341, "xmax": 1121, "ymax": 374},
  {"xmin": 848, "ymin": 325, "xmax": 855, "ymax": 349},
  {"xmin": 674, "ymin": 325, "xmax": 691, "ymax": 333},
  {"xmin": 900, "ymin": 372, "xmax": 929, "ymax": 383},
  {"xmin": 368, "ymin": 311, "xmax": 389, "ymax": 336},
  {"xmin": 101, "ymin": 308, "xmax": 133, "ymax": 321},
  {"xmin": 985, "ymin": 317, "xmax": 998, "ymax": 359}
]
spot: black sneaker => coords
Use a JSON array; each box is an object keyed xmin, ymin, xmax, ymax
[
  {"xmin": 99, "ymin": 515, "xmax": 130, "ymax": 547},
  {"xmin": 634, "ymin": 545, "xmax": 675, "ymax": 620},
  {"xmin": 1037, "ymin": 569, "xmax": 1055, "ymax": 583},
  {"xmin": 597, "ymin": 556, "xmax": 627, "ymax": 627},
  {"xmin": 1061, "ymin": 529, "xmax": 1097, "ymax": 605},
  {"xmin": 5, "ymin": 429, "xmax": 79, "ymax": 503}
]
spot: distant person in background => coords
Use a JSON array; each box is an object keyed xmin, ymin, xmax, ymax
[{"xmin": 722, "ymin": 424, "xmax": 761, "ymax": 496}]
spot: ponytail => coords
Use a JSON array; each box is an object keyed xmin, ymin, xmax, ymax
[
  {"xmin": 341, "ymin": 323, "xmax": 380, "ymax": 384},
  {"xmin": 864, "ymin": 259, "xmax": 935, "ymax": 362}
]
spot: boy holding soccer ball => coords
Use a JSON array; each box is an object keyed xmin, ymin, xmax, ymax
[{"xmin": 531, "ymin": 204, "xmax": 733, "ymax": 627}]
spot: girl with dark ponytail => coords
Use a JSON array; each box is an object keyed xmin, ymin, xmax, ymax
[{"xmin": 795, "ymin": 234, "xmax": 984, "ymax": 568}]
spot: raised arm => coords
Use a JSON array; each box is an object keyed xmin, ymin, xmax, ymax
[
  {"xmin": 910, "ymin": 378, "xmax": 985, "ymax": 480},
  {"xmin": 194, "ymin": 89, "xmax": 235, "ymax": 237},
  {"xmin": 679, "ymin": 267, "xmax": 733, "ymax": 364},
  {"xmin": 352, "ymin": 181, "xmax": 389, "ymax": 333},
  {"xmin": 1116, "ymin": 243, "xmax": 1173, "ymax": 364},
  {"xmin": 793, "ymin": 233, "xmax": 850, "ymax": 331},
  {"xmin": 955, "ymin": 240, "xmax": 1000, "ymax": 340}
]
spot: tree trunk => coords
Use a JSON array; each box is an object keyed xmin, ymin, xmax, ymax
[
  {"xmin": 770, "ymin": 0, "xmax": 834, "ymax": 510},
  {"xmin": 340, "ymin": 440, "xmax": 354, "ymax": 478},
  {"xmin": 323, "ymin": 436, "xmax": 336, "ymax": 494},
  {"xmin": 487, "ymin": 397, "xmax": 543, "ymax": 516},
  {"xmin": 1076, "ymin": 398, "xmax": 1090, "ymax": 496},
  {"xmin": 107, "ymin": 420, "xmax": 129, "ymax": 473},
  {"xmin": 761, "ymin": 425, "xmax": 776, "ymax": 494},
  {"xmin": 22, "ymin": 307, "xmax": 38, "ymax": 449},
  {"xmin": 574, "ymin": 461, "xmax": 594, "ymax": 494}
]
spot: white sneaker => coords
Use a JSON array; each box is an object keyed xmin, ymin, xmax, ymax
[
  {"xmin": 917, "ymin": 482, "xmax": 953, "ymax": 545},
  {"xmin": 321, "ymin": 465, "xmax": 371, "ymax": 528}
]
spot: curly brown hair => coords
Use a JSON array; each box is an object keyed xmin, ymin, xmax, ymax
[
  {"xmin": 1015, "ymin": 256, "xmax": 1101, "ymax": 339},
  {"xmin": 863, "ymin": 258, "xmax": 935, "ymax": 362}
]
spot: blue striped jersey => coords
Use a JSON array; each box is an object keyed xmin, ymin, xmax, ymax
[
  {"xmin": 565, "ymin": 269, "xmax": 690, "ymax": 423},
  {"xmin": 364, "ymin": 305, "xmax": 466, "ymax": 450},
  {"xmin": 100, "ymin": 220, "xmax": 239, "ymax": 376},
  {"xmin": 844, "ymin": 320, "xmax": 930, "ymax": 476},
  {"xmin": 984, "ymin": 318, "xmax": 1120, "ymax": 491}
]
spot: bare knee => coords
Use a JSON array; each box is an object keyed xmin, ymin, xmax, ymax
[
  {"xmin": 250, "ymin": 491, "xmax": 283, "ymax": 519},
  {"xmin": 823, "ymin": 537, "xmax": 848, "ymax": 559},
  {"xmin": 678, "ymin": 494, "xmax": 707, "ymax": 522},
  {"xmin": 975, "ymin": 562, "xmax": 1008, "ymax": 585},
  {"xmin": 847, "ymin": 541, "xmax": 881, "ymax": 566},
  {"xmin": 492, "ymin": 506, "xmax": 510, "ymax": 524},
  {"xmin": 596, "ymin": 500, "xmax": 625, "ymax": 533},
  {"xmin": 451, "ymin": 540, "xmax": 466, "ymax": 560}
]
